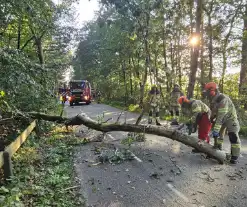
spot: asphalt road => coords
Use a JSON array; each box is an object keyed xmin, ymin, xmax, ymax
[{"xmin": 65, "ymin": 102, "xmax": 247, "ymax": 207}]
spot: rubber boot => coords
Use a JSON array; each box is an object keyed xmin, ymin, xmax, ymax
[
  {"xmin": 213, "ymin": 137, "xmax": 222, "ymax": 150},
  {"xmin": 170, "ymin": 119, "xmax": 179, "ymax": 126},
  {"xmin": 156, "ymin": 117, "xmax": 161, "ymax": 126},
  {"xmin": 230, "ymin": 156, "xmax": 238, "ymax": 164}
]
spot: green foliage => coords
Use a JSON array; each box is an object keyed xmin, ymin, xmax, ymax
[
  {"xmin": 0, "ymin": 49, "xmax": 58, "ymax": 112},
  {"xmin": 0, "ymin": 0, "xmax": 76, "ymax": 115},
  {"xmin": 0, "ymin": 126, "xmax": 84, "ymax": 207},
  {"xmin": 128, "ymin": 104, "xmax": 141, "ymax": 113},
  {"xmin": 121, "ymin": 132, "xmax": 146, "ymax": 147},
  {"xmin": 240, "ymin": 126, "xmax": 247, "ymax": 138}
]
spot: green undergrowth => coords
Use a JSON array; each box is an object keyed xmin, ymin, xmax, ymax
[
  {"xmin": 240, "ymin": 126, "xmax": 247, "ymax": 138},
  {"xmin": 103, "ymin": 100, "xmax": 126, "ymax": 110},
  {"xmin": 0, "ymin": 124, "xmax": 85, "ymax": 207}
]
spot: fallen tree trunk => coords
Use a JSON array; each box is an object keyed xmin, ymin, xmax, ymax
[{"xmin": 29, "ymin": 112, "xmax": 226, "ymax": 164}]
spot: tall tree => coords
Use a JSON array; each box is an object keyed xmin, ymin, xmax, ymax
[{"xmin": 187, "ymin": 0, "xmax": 203, "ymax": 99}]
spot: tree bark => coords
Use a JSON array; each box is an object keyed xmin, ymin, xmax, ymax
[
  {"xmin": 208, "ymin": 13, "xmax": 213, "ymax": 81},
  {"xmin": 129, "ymin": 57, "xmax": 133, "ymax": 97},
  {"xmin": 220, "ymin": 47, "xmax": 227, "ymax": 93},
  {"xmin": 28, "ymin": 112, "xmax": 227, "ymax": 164},
  {"xmin": 35, "ymin": 38, "xmax": 44, "ymax": 65},
  {"xmin": 200, "ymin": 10, "xmax": 205, "ymax": 92},
  {"xmin": 17, "ymin": 18, "xmax": 21, "ymax": 50},
  {"xmin": 139, "ymin": 13, "xmax": 150, "ymax": 108},
  {"xmin": 187, "ymin": 0, "xmax": 203, "ymax": 99},
  {"xmin": 122, "ymin": 61, "xmax": 128, "ymax": 106}
]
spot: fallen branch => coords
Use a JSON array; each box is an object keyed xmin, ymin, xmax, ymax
[
  {"xmin": 115, "ymin": 111, "xmax": 124, "ymax": 124},
  {"xmin": 28, "ymin": 112, "xmax": 226, "ymax": 164}
]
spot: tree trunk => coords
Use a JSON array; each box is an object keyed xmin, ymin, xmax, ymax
[
  {"xmin": 220, "ymin": 46, "xmax": 227, "ymax": 93},
  {"xmin": 187, "ymin": 0, "xmax": 203, "ymax": 99},
  {"xmin": 240, "ymin": 4, "xmax": 247, "ymax": 99},
  {"xmin": 208, "ymin": 14, "xmax": 213, "ymax": 81},
  {"xmin": 17, "ymin": 18, "xmax": 21, "ymax": 50},
  {"xmin": 139, "ymin": 13, "xmax": 150, "ymax": 107},
  {"xmin": 176, "ymin": 31, "xmax": 182, "ymax": 87},
  {"xmin": 129, "ymin": 69, "xmax": 133, "ymax": 98},
  {"xmin": 122, "ymin": 61, "xmax": 128, "ymax": 106},
  {"xmin": 170, "ymin": 42, "xmax": 174, "ymax": 86},
  {"xmin": 161, "ymin": 2, "xmax": 171, "ymax": 94},
  {"xmin": 200, "ymin": 14, "xmax": 205, "ymax": 93},
  {"xmin": 28, "ymin": 112, "xmax": 227, "ymax": 164},
  {"xmin": 35, "ymin": 38, "xmax": 44, "ymax": 65}
]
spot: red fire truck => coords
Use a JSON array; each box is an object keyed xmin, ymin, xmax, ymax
[{"xmin": 68, "ymin": 80, "xmax": 92, "ymax": 106}]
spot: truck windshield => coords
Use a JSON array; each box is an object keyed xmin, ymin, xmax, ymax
[{"xmin": 70, "ymin": 81, "xmax": 85, "ymax": 89}]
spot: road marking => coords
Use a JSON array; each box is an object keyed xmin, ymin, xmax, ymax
[
  {"xmin": 166, "ymin": 183, "xmax": 190, "ymax": 203},
  {"xmin": 107, "ymin": 134, "xmax": 116, "ymax": 140},
  {"xmin": 130, "ymin": 152, "xmax": 143, "ymax": 162}
]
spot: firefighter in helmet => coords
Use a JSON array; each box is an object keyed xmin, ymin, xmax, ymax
[
  {"xmin": 204, "ymin": 82, "xmax": 241, "ymax": 164},
  {"xmin": 148, "ymin": 84, "xmax": 161, "ymax": 126},
  {"xmin": 170, "ymin": 84, "xmax": 184, "ymax": 125},
  {"xmin": 178, "ymin": 96, "xmax": 212, "ymax": 153}
]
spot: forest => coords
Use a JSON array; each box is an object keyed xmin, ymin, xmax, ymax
[{"xmin": 73, "ymin": 0, "xmax": 247, "ymax": 111}]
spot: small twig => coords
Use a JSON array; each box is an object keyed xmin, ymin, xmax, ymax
[
  {"xmin": 115, "ymin": 111, "xmax": 124, "ymax": 124},
  {"xmin": 102, "ymin": 118, "xmax": 112, "ymax": 124},
  {"xmin": 0, "ymin": 117, "xmax": 13, "ymax": 123},
  {"xmin": 63, "ymin": 186, "xmax": 80, "ymax": 191}
]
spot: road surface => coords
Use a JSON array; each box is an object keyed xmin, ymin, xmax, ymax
[{"xmin": 65, "ymin": 103, "xmax": 247, "ymax": 207}]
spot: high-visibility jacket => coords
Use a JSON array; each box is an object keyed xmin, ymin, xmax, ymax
[
  {"xmin": 182, "ymin": 100, "xmax": 211, "ymax": 124},
  {"xmin": 170, "ymin": 89, "xmax": 184, "ymax": 107},
  {"xmin": 211, "ymin": 93, "xmax": 238, "ymax": 133},
  {"xmin": 149, "ymin": 89, "xmax": 161, "ymax": 107}
]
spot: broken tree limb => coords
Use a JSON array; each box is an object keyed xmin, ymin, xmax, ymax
[
  {"xmin": 28, "ymin": 112, "xmax": 226, "ymax": 164},
  {"xmin": 28, "ymin": 112, "xmax": 66, "ymax": 123}
]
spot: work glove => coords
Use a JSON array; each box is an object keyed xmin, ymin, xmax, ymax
[
  {"xmin": 212, "ymin": 131, "xmax": 219, "ymax": 138},
  {"xmin": 191, "ymin": 123, "xmax": 197, "ymax": 133},
  {"xmin": 186, "ymin": 122, "xmax": 192, "ymax": 135}
]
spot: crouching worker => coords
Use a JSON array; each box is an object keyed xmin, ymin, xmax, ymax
[
  {"xmin": 148, "ymin": 85, "xmax": 161, "ymax": 126},
  {"xmin": 178, "ymin": 96, "xmax": 212, "ymax": 153}
]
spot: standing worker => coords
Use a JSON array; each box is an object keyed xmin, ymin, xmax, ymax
[
  {"xmin": 97, "ymin": 90, "xmax": 102, "ymax": 104},
  {"xmin": 170, "ymin": 84, "xmax": 184, "ymax": 125},
  {"xmin": 178, "ymin": 96, "xmax": 212, "ymax": 153},
  {"xmin": 148, "ymin": 85, "xmax": 161, "ymax": 126},
  {"xmin": 204, "ymin": 82, "xmax": 241, "ymax": 164}
]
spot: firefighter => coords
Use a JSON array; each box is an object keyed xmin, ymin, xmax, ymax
[
  {"xmin": 178, "ymin": 96, "xmax": 212, "ymax": 153},
  {"xmin": 204, "ymin": 82, "xmax": 241, "ymax": 164},
  {"xmin": 97, "ymin": 90, "xmax": 102, "ymax": 103},
  {"xmin": 148, "ymin": 85, "xmax": 161, "ymax": 126},
  {"xmin": 170, "ymin": 84, "xmax": 184, "ymax": 125}
]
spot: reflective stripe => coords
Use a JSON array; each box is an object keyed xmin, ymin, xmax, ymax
[
  {"xmin": 218, "ymin": 108, "xmax": 228, "ymax": 112},
  {"xmin": 193, "ymin": 107, "xmax": 201, "ymax": 112},
  {"xmin": 214, "ymin": 124, "xmax": 221, "ymax": 131},
  {"xmin": 217, "ymin": 139, "xmax": 223, "ymax": 144},
  {"xmin": 231, "ymin": 144, "xmax": 240, "ymax": 148}
]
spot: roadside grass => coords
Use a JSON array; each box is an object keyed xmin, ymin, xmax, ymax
[{"xmin": 0, "ymin": 124, "xmax": 85, "ymax": 207}]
